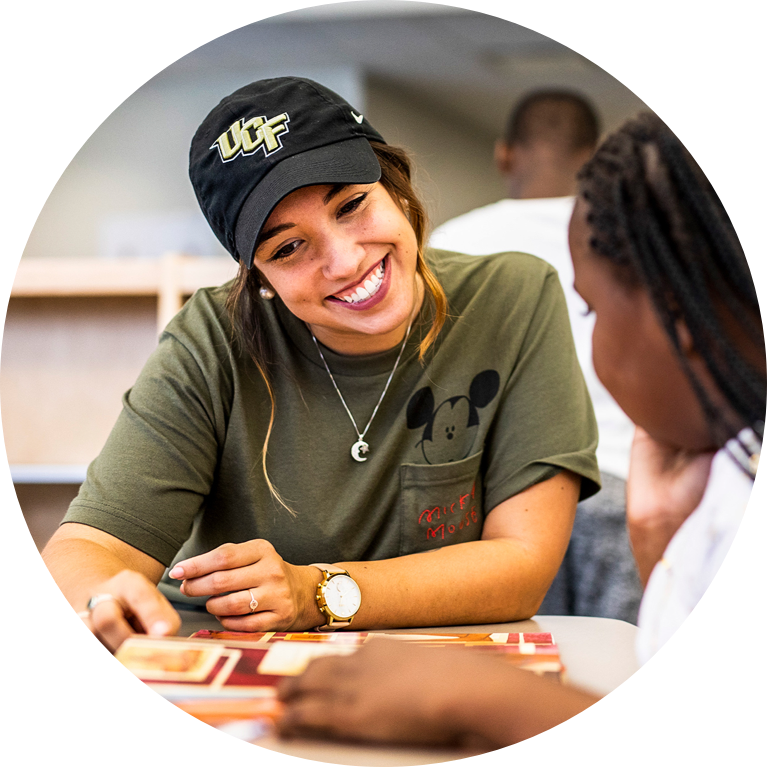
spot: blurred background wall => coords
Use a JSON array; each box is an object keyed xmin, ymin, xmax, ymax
[
  {"xmin": 5, "ymin": 1, "xmax": 650, "ymax": 549},
  {"xmin": 22, "ymin": 1, "xmax": 648, "ymax": 261}
]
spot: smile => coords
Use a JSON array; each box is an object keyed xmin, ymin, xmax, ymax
[{"xmin": 331, "ymin": 258, "xmax": 386, "ymax": 304}]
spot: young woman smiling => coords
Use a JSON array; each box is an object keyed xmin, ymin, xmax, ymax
[
  {"xmin": 276, "ymin": 112, "xmax": 764, "ymax": 750},
  {"xmin": 41, "ymin": 77, "xmax": 600, "ymax": 652},
  {"xmin": 250, "ymin": 180, "xmax": 423, "ymax": 354}
]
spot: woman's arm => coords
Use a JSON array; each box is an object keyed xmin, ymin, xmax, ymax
[
  {"xmin": 339, "ymin": 469, "xmax": 580, "ymax": 628},
  {"xmin": 171, "ymin": 470, "xmax": 580, "ymax": 631},
  {"xmin": 277, "ymin": 638, "xmax": 600, "ymax": 748},
  {"xmin": 42, "ymin": 523, "xmax": 181, "ymax": 651}
]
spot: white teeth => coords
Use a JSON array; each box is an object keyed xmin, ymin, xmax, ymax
[{"xmin": 335, "ymin": 259, "xmax": 386, "ymax": 304}]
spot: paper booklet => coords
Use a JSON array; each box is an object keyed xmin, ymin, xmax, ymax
[{"xmin": 115, "ymin": 630, "xmax": 564, "ymax": 737}]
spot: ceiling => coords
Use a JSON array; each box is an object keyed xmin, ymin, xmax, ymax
[{"xmin": 160, "ymin": 1, "xmax": 649, "ymax": 140}]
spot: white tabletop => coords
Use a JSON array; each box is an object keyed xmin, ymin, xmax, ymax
[{"xmin": 176, "ymin": 610, "xmax": 639, "ymax": 765}]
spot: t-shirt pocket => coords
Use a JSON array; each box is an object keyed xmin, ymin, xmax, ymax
[{"xmin": 398, "ymin": 450, "xmax": 484, "ymax": 556}]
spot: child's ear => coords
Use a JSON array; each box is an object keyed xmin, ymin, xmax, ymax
[
  {"xmin": 676, "ymin": 316, "xmax": 697, "ymax": 358},
  {"xmin": 667, "ymin": 299, "xmax": 697, "ymax": 359}
]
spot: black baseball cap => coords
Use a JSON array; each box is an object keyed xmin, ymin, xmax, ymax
[{"xmin": 189, "ymin": 77, "xmax": 386, "ymax": 268}]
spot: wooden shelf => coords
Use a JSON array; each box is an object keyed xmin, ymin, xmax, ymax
[
  {"xmin": 11, "ymin": 253, "xmax": 238, "ymax": 333},
  {"xmin": 4, "ymin": 253, "xmax": 239, "ymax": 548},
  {"xmin": 4, "ymin": 252, "xmax": 239, "ymax": 467}
]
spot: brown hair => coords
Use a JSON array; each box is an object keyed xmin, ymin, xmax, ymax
[{"xmin": 225, "ymin": 141, "xmax": 448, "ymax": 511}]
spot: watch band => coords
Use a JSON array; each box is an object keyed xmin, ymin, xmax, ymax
[
  {"xmin": 310, "ymin": 563, "xmax": 347, "ymax": 574},
  {"xmin": 317, "ymin": 619, "xmax": 352, "ymax": 631},
  {"xmin": 310, "ymin": 563, "xmax": 357, "ymax": 631}
]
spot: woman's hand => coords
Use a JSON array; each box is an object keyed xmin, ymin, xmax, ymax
[
  {"xmin": 276, "ymin": 639, "xmax": 599, "ymax": 748},
  {"xmin": 82, "ymin": 570, "xmax": 181, "ymax": 653},
  {"xmin": 627, "ymin": 427, "xmax": 715, "ymax": 585},
  {"xmin": 169, "ymin": 540, "xmax": 324, "ymax": 631}
]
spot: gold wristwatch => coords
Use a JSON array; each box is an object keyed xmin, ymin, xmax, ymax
[{"xmin": 310, "ymin": 563, "xmax": 361, "ymax": 631}]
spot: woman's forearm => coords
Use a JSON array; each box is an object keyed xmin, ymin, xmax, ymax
[
  {"xmin": 336, "ymin": 471, "xmax": 580, "ymax": 629},
  {"xmin": 42, "ymin": 523, "xmax": 180, "ymax": 652},
  {"xmin": 174, "ymin": 472, "xmax": 579, "ymax": 632},
  {"xmin": 43, "ymin": 528, "xmax": 156, "ymax": 611},
  {"xmin": 338, "ymin": 537, "xmax": 551, "ymax": 629}
]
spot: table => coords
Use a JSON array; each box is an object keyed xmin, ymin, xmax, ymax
[{"xmin": 176, "ymin": 609, "xmax": 639, "ymax": 765}]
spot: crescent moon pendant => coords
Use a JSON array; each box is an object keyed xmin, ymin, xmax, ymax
[{"xmin": 351, "ymin": 440, "xmax": 370, "ymax": 462}]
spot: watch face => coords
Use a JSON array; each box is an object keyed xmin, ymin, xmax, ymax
[{"xmin": 324, "ymin": 574, "xmax": 361, "ymax": 619}]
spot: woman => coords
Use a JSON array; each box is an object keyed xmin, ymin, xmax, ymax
[
  {"xmin": 41, "ymin": 77, "xmax": 599, "ymax": 652},
  {"xmin": 275, "ymin": 113, "xmax": 764, "ymax": 747}
]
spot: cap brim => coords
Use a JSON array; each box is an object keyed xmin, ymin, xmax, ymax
[{"xmin": 235, "ymin": 137, "xmax": 382, "ymax": 268}]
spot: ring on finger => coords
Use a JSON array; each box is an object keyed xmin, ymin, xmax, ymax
[
  {"xmin": 77, "ymin": 593, "xmax": 118, "ymax": 619},
  {"xmin": 248, "ymin": 590, "xmax": 258, "ymax": 613}
]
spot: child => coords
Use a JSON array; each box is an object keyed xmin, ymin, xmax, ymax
[{"xmin": 275, "ymin": 112, "xmax": 764, "ymax": 749}]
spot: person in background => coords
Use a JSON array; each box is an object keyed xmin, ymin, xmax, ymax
[
  {"xmin": 431, "ymin": 91, "xmax": 641, "ymax": 623},
  {"xmin": 277, "ymin": 112, "xmax": 764, "ymax": 749}
]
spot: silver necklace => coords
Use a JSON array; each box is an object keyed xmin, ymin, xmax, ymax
[{"xmin": 309, "ymin": 318, "xmax": 414, "ymax": 462}]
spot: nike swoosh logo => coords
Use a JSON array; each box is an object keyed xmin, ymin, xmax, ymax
[{"xmin": 351, "ymin": 111, "xmax": 364, "ymax": 124}]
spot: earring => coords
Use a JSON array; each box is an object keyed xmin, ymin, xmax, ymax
[{"xmin": 259, "ymin": 285, "xmax": 275, "ymax": 300}]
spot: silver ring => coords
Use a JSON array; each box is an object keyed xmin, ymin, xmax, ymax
[
  {"xmin": 248, "ymin": 590, "xmax": 258, "ymax": 613},
  {"xmin": 78, "ymin": 593, "xmax": 117, "ymax": 618},
  {"xmin": 88, "ymin": 593, "xmax": 117, "ymax": 610}
]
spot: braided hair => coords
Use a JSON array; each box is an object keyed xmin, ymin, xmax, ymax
[{"xmin": 577, "ymin": 112, "xmax": 765, "ymax": 448}]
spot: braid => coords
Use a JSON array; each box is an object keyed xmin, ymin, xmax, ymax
[{"xmin": 577, "ymin": 112, "xmax": 766, "ymax": 445}]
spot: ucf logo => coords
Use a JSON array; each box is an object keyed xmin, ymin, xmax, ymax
[{"xmin": 211, "ymin": 112, "xmax": 290, "ymax": 162}]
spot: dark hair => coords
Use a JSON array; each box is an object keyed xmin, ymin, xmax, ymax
[
  {"xmin": 225, "ymin": 141, "xmax": 448, "ymax": 511},
  {"xmin": 504, "ymin": 90, "xmax": 600, "ymax": 152},
  {"xmin": 577, "ymin": 111, "xmax": 765, "ymax": 446}
]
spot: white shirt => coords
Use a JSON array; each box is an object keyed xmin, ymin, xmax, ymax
[
  {"xmin": 430, "ymin": 197, "xmax": 634, "ymax": 479},
  {"xmin": 635, "ymin": 449, "xmax": 753, "ymax": 664}
]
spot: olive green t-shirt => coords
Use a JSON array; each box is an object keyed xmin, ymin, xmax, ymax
[{"xmin": 64, "ymin": 250, "xmax": 600, "ymax": 603}]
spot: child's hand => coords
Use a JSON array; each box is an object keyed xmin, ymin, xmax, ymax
[
  {"xmin": 276, "ymin": 639, "xmax": 497, "ymax": 748},
  {"xmin": 276, "ymin": 637, "xmax": 599, "ymax": 749},
  {"xmin": 626, "ymin": 427, "xmax": 714, "ymax": 585}
]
